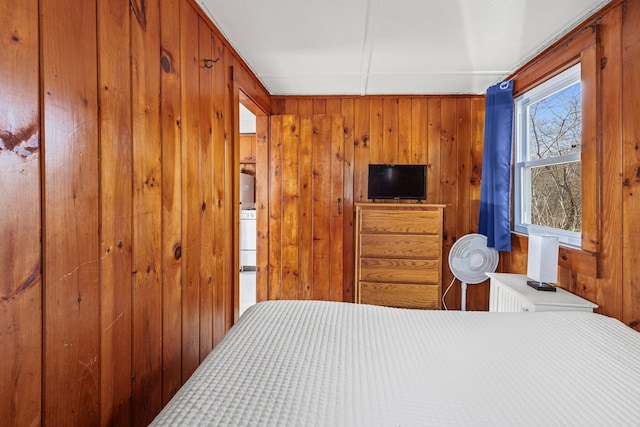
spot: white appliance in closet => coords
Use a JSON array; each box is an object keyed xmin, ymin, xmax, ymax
[
  {"xmin": 239, "ymin": 210, "xmax": 256, "ymax": 270},
  {"xmin": 239, "ymin": 172, "xmax": 256, "ymax": 270}
]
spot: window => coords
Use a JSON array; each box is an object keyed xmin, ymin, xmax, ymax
[{"xmin": 514, "ymin": 64, "xmax": 582, "ymax": 247}]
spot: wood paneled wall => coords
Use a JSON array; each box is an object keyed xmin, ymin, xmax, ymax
[
  {"xmin": 0, "ymin": 0, "xmax": 270, "ymax": 425},
  {"xmin": 274, "ymin": 0, "xmax": 640, "ymax": 331},
  {"xmin": 3, "ymin": 0, "xmax": 640, "ymax": 425},
  {"xmin": 503, "ymin": 0, "xmax": 639, "ymax": 331},
  {"xmin": 271, "ymin": 96, "xmax": 487, "ymax": 310},
  {"xmin": 263, "ymin": 115, "xmax": 345, "ymax": 302},
  {"xmin": 0, "ymin": 1, "xmax": 41, "ymax": 426}
]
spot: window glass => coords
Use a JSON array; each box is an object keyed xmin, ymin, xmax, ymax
[
  {"xmin": 514, "ymin": 64, "xmax": 582, "ymax": 247},
  {"xmin": 529, "ymin": 162, "xmax": 581, "ymax": 232},
  {"xmin": 527, "ymin": 83, "xmax": 581, "ymax": 159}
]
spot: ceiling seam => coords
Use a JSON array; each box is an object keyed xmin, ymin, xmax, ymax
[{"xmin": 359, "ymin": 0, "xmax": 376, "ymax": 96}]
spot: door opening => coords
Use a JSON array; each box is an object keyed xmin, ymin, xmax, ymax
[{"xmin": 238, "ymin": 102, "xmax": 257, "ymax": 316}]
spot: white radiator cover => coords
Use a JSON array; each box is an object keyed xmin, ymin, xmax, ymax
[
  {"xmin": 487, "ymin": 273, "xmax": 597, "ymax": 313},
  {"xmin": 489, "ymin": 281, "xmax": 533, "ymax": 312}
]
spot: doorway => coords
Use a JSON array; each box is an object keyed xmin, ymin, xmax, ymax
[{"xmin": 238, "ymin": 102, "xmax": 257, "ymax": 315}]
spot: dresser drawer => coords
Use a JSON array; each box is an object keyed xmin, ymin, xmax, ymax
[
  {"xmin": 359, "ymin": 282, "xmax": 440, "ymax": 309},
  {"xmin": 359, "ymin": 209, "xmax": 440, "ymax": 234},
  {"xmin": 359, "ymin": 233, "xmax": 440, "ymax": 259},
  {"xmin": 359, "ymin": 258, "xmax": 440, "ymax": 284}
]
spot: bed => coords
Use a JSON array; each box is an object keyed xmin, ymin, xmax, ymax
[{"xmin": 151, "ymin": 300, "xmax": 640, "ymax": 426}]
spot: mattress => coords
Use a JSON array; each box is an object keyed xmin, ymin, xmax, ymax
[{"xmin": 151, "ymin": 300, "xmax": 640, "ymax": 426}]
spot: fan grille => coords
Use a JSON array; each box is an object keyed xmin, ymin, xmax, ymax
[{"xmin": 448, "ymin": 234, "xmax": 499, "ymax": 284}]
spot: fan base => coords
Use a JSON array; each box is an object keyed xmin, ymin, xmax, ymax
[{"xmin": 527, "ymin": 280, "xmax": 557, "ymax": 292}]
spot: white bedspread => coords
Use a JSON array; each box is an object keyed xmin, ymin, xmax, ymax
[{"xmin": 151, "ymin": 300, "xmax": 640, "ymax": 426}]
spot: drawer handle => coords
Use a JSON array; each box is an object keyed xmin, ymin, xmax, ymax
[{"xmin": 337, "ymin": 197, "xmax": 342, "ymax": 215}]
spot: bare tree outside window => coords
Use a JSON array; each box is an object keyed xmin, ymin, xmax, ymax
[
  {"xmin": 526, "ymin": 83, "xmax": 581, "ymax": 232},
  {"xmin": 514, "ymin": 64, "xmax": 582, "ymax": 247}
]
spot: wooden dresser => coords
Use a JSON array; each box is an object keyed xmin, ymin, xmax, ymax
[{"xmin": 354, "ymin": 203, "xmax": 444, "ymax": 309}]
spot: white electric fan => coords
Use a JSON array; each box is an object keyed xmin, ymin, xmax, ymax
[{"xmin": 446, "ymin": 233, "xmax": 499, "ymax": 311}]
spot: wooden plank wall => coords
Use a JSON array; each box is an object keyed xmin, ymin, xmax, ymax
[
  {"xmin": 271, "ymin": 97, "xmax": 486, "ymax": 310},
  {"xmin": 271, "ymin": 0, "xmax": 640, "ymax": 330},
  {"xmin": 0, "ymin": 1, "xmax": 41, "ymax": 426},
  {"xmin": 3, "ymin": 0, "xmax": 640, "ymax": 425},
  {"xmin": 265, "ymin": 115, "xmax": 345, "ymax": 302},
  {"xmin": 99, "ymin": 0, "xmax": 133, "ymax": 423},
  {"xmin": 41, "ymin": 0, "xmax": 101, "ymax": 423},
  {"xmin": 0, "ymin": 0, "xmax": 270, "ymax": 425},
  {"xmin": 621, "ymin": 0, "xmax": 640, "ymax": 330},
  {"xmin": 503, "ymin": 0, "xmax": 639, "ymax": 331}
]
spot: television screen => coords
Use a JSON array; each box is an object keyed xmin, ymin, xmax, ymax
[{"xmin": 367, "ymin": 164, "xmax": 427, "ymax": 200}]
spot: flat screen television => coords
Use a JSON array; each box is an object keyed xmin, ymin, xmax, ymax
[{"xmin": 367, "ymin": 164, "xmax": 427, "ymax": 201}]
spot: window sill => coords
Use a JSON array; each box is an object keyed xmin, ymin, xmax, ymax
[{"xmin": 511, "ymin": 232, "xmax": 599, "ymax": 278}]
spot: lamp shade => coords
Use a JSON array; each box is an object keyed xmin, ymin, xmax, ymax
[{"xmin": 527, "ymin": 234, "xmax": 559, "ymax": 283}]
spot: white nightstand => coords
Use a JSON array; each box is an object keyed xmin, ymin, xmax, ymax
[{"xmin": 486, "ymin": 272, "xmax": 598, "ymax": 312}]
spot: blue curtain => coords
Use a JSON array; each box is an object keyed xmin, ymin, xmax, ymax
[{"xmin": 479, "ymin": 80, "xmax": 514, "ymax": 252}]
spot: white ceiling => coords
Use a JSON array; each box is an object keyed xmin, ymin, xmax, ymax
[
  {"xmin": 198, "ymin": 0, "xmax": 611, "ymax": 96},
  {"xmin": 239, "ymin": 103, "xmax": 256, "ymax": 133}
]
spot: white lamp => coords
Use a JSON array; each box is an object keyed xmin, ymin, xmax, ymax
[{"xmin": 526, "ymin": 234, "xmax": 559, "ymax": 292}]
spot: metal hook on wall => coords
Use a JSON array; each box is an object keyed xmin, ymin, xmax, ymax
[{"xmin": 203, "ymin": 57, "xmax": 220, "ymax": 68}]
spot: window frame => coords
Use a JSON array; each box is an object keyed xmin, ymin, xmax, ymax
[
  {"xmin": 513, "ymin": 63, "xmax": 583, "ymax": 248},
  {"xmin": 509, "ymin": 23, "xmax": 600, "ymax": 276}
]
